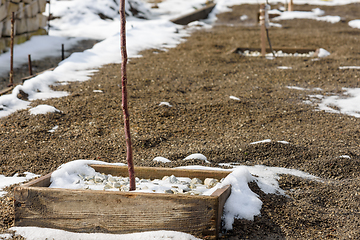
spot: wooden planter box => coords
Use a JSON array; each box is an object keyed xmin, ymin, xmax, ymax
[
  {"xmin": 14, "ymin": 165, "xmax": 231, "ymax": 239},
  {"xmin": 233, "ymin": 47, "xmax": 317, "ymax": 55}
]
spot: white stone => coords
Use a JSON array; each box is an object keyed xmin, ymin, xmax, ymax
[
  {"xmin": 191, "ymin": 178, "xmax": 202, "ymax": 184},
  {"xmin": 120, "ymin": 185, "xmax": 129, "ymax": 192},
  {"xmin": 104, "ymin": 183, "xmax": 113, "ymax": 190},
  {"xmin": 204, "ymin": 178, "xmax": 218, "ymax": 189},
  {"xmin": 94, "ymin": 175, "xmax": 106, "ymax": 183},
  {"xmin": 107, "ymin": 176, "xmax": 117, "ymax": 183},
  {"xmin": 73, "ymin": 179, "xmax": 80, "ymax": 184},
  {"xmin": 168, "ymin": 175, "xmax": 178, "ymax": 183}
]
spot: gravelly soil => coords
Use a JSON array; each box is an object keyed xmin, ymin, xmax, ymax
[{"xmin": 1, "ymin": 3, "xmax": 360, "ymax": 239}]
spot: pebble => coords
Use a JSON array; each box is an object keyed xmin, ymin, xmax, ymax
[
  {"xmin": 75, "ymin": 172, "xmax": 222, "ymax": 195},
  {"xmin": 191, "ymin": 178, "xmax": 202, "ymax": 184},
  {"xmin": 204, "ymin": 178, "xmax": 219, "ymax": 189}
]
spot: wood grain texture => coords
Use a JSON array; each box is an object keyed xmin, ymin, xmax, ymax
[
  {"xmin": 14, "ymin": 166, "xmax": 232, "ymax": 239},
  {"xmin": 213, "ymin": 185, "xmax": 231, "ymax": 236},
  {"xmin": 170, "ymin": 3, "xmax": 216, "ymax": 25},
  {"xmin": 91, "ymin": 164, "xmax": 231, "ymax": 181}
]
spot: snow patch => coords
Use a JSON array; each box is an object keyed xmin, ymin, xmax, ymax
[
  {"xmin": 10, "ymin": 227, "xmax": 201, "ymax": 240},
  {"xmin": 159, "ymin": 102, "xmax": 172, "ymax": 107},
  {"xmin": 339, "ymin": 66, "xmax": 360, "ymax": 70},
  {"xmin": 184, "ymin": 153, "xmax": 210, "ymax": 163},
  {"xmin": 349, "ymin": 19, "xmax": 360, "ymax": 29},
  {"xmin": 48, "ymin": 125, "xmax": 59, "ymax": 133},
  {"xmin": 153, "ymin": 156, "xmax": 172, "ymax": 163},
  {"xmin": 277, "ymin": 66, "xmax": 292, "ymax": 70},
  {"xmin": 250, "ymin": 139, "xmax": 271, "ymax": 145},
  {"xmin": 0, "ymin": 172, "xmax": 40, "ymax": 197},
  {"xmin": 317, "ymin": 48, "xmax": 331, "ymax": 58},
  {"xmin": 29, "ymin": 105, "xmax": 61, "ymax": 115},
  {"xmin": 229, "ymin": 96, "xmax": 240, "ymax": 101}
]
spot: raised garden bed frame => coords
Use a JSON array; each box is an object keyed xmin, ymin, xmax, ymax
[{"xmin": 14, "ymin": 165, "xmax": 231, "ymax": 240}]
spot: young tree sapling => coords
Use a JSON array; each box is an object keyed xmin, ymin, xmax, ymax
[{"xmin": 119, "ymin": 0, "xmax": 136, "ymax": 191}]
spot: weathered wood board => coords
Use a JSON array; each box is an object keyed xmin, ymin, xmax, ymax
[
  {"xmin": 171, "ymin": 3, "xmax": 216, "ymax": 25},
  {"xmin": 14, "ymin": 166, "xmax": 232, "ymax": 240},
  {"xmin": 0, "ymin": 85, "xmax": 14, "ymax": 96}
]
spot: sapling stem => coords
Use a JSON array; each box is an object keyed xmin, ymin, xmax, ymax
[{"xmin": 119, "ymin": 0, "xmax": 136, "ymax": 191}]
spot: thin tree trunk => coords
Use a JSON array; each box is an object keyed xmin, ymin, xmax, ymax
[{"xmin": 119, "ymin": 0, "xmax": 136, "ymax": 191}]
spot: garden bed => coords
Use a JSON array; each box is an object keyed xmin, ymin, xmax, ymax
[
  {"xmin": 232, "ymin": 47, "xmax": 317, "ymax": 57},
  {"xmin": 14, "ymin": 165, "xmax": 231, "ymax": 239}
]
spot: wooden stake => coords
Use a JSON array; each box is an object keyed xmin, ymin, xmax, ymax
[
  {"xmin": 119, "ymin": 0, "xmax": 136, "ymax": 191},
  {"xmin": 61, "ymin": 44, "xmax": 64, "ymax": 60},
  {"xmin": 9, "ymin": 12, "xmax": 15, "ymax": 87},
  {"xmin": 47, "ymin": 0, "xmax": 51, "ymax": 32},
  {"xmin": 28, "ymin": 54, "xmax": 33, "ymax": 76},
  {"xmin": 259, "ymin": 4, "xmax": 266, "ymax": 57},
  {"xmin": 288, "ymin": 0, "xmax": 293, "ymax": 11}
]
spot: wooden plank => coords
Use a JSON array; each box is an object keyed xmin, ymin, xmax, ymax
[
  {"xmin": 21, "ymin": 173, "xmax": 51, "ymax": 187},
  {"xmin": 171, "ymin": 3, "xmax": 216, "ymax": 25},
  {"xmin": 15, "ymin": 185, "xmax": 218, "ymax": 237},
  {"xmin": 0, "ymin": 86, "xmax": 14, "ymax": 96},
  {"xmin": 212, "ymin": 185, "xmax": 231, "ymax": 237},
  {"xmin": 91, "ymin": 165, "xmax": 231, "ymax": 181}
]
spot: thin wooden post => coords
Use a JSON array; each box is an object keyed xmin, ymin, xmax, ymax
[
  {"xmin": 47, "ymin": 0, "xmax": 51, "ymax": 32},
  {"xmin": 288, "ymin": 0, "xmax": 293, "ymax": 11},
  {"xmin": 28, "ymin": 55, "xmax": 33, "ymax": 76},
  {"xmin": 9, "ymin": 12, "xmax": 15, "ymax": 87},
  {"xmin": 61, "ymin": 44, "xmax": 64, "ymax": 60},
  {"xmin": 119, "ymin": 0, "xmax": 136, "ymax": 191},
  {"xmin": 259, "ymin": 4, "xmax": 266, "ymax": 57}
]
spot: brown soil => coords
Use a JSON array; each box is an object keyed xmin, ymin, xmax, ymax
[{"xmin": 1, "ymin": 3, "xmax": 360, "ymax": 239}]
